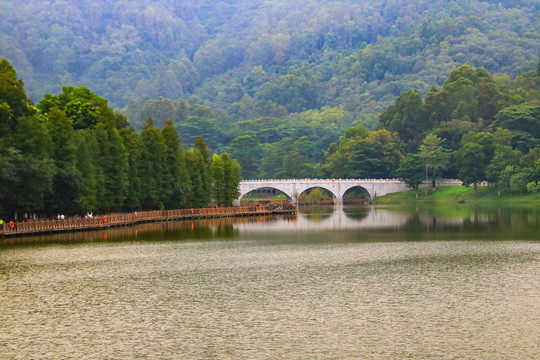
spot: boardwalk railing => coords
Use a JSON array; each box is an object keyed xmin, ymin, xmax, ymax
[{"xmin": 1, "ymin": 205, "xmax": 296, "ymax": 237}]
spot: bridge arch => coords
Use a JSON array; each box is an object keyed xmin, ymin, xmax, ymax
[
  {"xmin": 236, "ymin": 179, "xmax": 462, "ymax": 205},
  {"xmin": 239, "ymin": 186, "xmax": 293, "ymax": 202},
  {"xmin": 237, "ymin": 179, "xmax": 381, "ymax": 205},
  {"xmin": 296, "ymin": 186, "xmax": 337, "ymax": 204},
  {"xmin": 342, "ymin": 185, "xmax": 372, "ymax": 202}
]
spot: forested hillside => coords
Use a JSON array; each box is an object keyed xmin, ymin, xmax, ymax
[
  {"xmin": 1, "ymin": 0, "xmax": 539, "ymax": 197},
  {"xmin": 322, "ymin": 63, "xmax": 540, "ymax": 195},
  {"xmin": 1, "ymin": 0, "xmax": 538, "ymax": 115}
]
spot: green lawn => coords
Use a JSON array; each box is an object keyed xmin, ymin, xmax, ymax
[{"xmin": 372, "ymin": 185, "xmax": 540, "ymax": 205}]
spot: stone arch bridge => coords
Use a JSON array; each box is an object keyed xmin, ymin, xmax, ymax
[{"xmin": 236, "ymin": 178, "xmax": 462, "ymax": 204}]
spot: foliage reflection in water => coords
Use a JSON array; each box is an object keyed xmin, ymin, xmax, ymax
[
  {"xmin": 2, "ymin": 205, "xmax": 540, "ymax": 247},
  {"xmin": 0, "ymin": 205, "xmax": 539, "ymax": 359}
]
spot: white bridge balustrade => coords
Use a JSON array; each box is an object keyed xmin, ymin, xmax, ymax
[{"xmin": 236, "ymin": 178, "xmax": 463, "ymax": 205}]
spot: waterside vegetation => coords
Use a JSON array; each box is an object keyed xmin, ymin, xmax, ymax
[
  {"xmin": 0, "ymin": 59, "xmax": 242, "ymax": 220},
  {"xmin": 372, "ymin": 185, "xmax": 540, "ymax": 205},
  {"xmin": 2, "ymin": 56, "xmax": 540, "ymax": 220},
  {"xmin": 1, "ymin": 1, "xmax": 539, "ymax": 182}
]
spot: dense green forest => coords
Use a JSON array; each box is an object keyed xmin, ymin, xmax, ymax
[
  {"xmin": 327, "ymin": 62, "xmax": 540, "ymax": 197},
  {"xmin": 1, "ymin": 0, "xmax": 540, "ymax": 217},
  {"xmin": 0, "ymin": 59, "xmax": 241, "ymax": 219},
  {"xmin": 1, "ymin": 0, "xmax": 538, "ymax": 120},
  {"xmin": 2, "ymin": 56, "xmax": 539, "ymax": 219},
  {"xmin": 3, "ymin": 0, "xmax": 537, "ymax": 172},
  {"xmin": 126, "ymin": 61, "xmax": 540, "ymax": 187}
]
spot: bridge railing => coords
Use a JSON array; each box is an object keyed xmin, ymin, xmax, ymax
[
  {"xmin": 241, "ymin": 178, "xmax": 463, "ymax": 183},
  {"xmin": 241, "ymin": 178, "xmax": 402, "ymax": 183},
  {"xmin": 1, "ymin": 205, "xmax": 295, "ymax": 237}
]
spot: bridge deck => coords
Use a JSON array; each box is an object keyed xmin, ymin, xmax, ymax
[{"xmin": 1, "ymin": 206, "xmax": 296, "ymax": 237}]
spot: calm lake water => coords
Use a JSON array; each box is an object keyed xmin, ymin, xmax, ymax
[{"xmin": 1, "ymin": 205, "xmax": 539, "ymax": 359}]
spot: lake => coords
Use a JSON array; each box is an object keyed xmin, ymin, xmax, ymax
[{"xmin": 1, "ymin": 205, "xmax": 539, "ymax": 359}]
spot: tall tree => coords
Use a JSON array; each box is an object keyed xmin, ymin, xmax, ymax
[
  {"xmin": 418, "ymin": 134, "xmax": 449, "ymax": 187},
  {"xmin": 184, "ymin": 136, "xmax": 212, "ymax": 207},
  {"xmin": 379, "ymin": 89, "xmax": 428, "ymax": 150},
  {"xmin": 73, "ymin": 129, "xmax": 100, "ymax": 212},
  {"xmin": 140, "ymin": 117, "xmax": 168, "ymax": 209},
  {"xmin": 162, "ymin": 119, "xmax": 190, "ymax": 209},
  {"xmin": 0, "ymin": 152, "xmax": 54, "ymax": 218},
  {"xmin": 211, "ymin": 153, "xmax": 241, "ymax": 206},
  {"xmin": 455, "ymin": 131, "xmax": 494, "ymax": 193},
  {"xmin": 211, "ymin": 154, "xmax": 225, "ymax": 205},
  {"xmin": 0, "ymin": 59, "xmax": 56, "ymax": 218},
  {"xmin": 347, "ymin": 141, "xmax": 386, "ymax": 179},
  {"xmin": 486, "ymin": 128, "xmax": 520, "ymax": 196},
  {"xmin": 119, "ymin": 127, "xmax": 144, "ymax": 211},
  {"xmin": 396, "ymin": 154, "xmax": 426, "ymax": 198},
  {"xmin": 42, "ymin": 108, "xmax": 86, "ymax": 216},
  {"xmin": 223, "ymin": 154, "xmax": 242, "ymax": 206},
  {"xmin": 94, "ymin": 119, "xmax": 129, "ymax": 212},
  {"xmin": 194, "ymin": 135, "xmax": 212, "ymax": 206},
  {"xmin": 457, "ymin": 142, "xmax": 485, "ymax": 194},
  {"xmin": 0, "ymin": 58, "xmax": 32, "ymax": 141},
  {"xmin": 13, "ymin": 114, "xmax": 51, "ymax": 160},
  {"xmin": 45, "ymin": 108, "xmax": 75, "ymax": 168},
  {"xmin": 365, "ymin": 130, "xmax": 405, "ymax": 177}
]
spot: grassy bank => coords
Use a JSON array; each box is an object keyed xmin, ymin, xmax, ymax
[{"xmin": 372, "ymin": 185, "xmax": 540, "ymax": 205}]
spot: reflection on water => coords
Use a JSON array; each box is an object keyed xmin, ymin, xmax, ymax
[
  {"xmin": 0, "ymin": 205, "xmax": 539, "ymax": 359},
  {"xmin": 2, "ymin": 205, "xmax": 540, "ymax": 247},
  {"xmin": 0, "ymin": 215, "xmax": 289, "ymax": 246},
  {"xmin": 238, "ymin": 205, "xmax": 540, "ymax": 242},
  {"xmin": 299, "ymin": 204, "xmax": 540, "ymax": 232}
]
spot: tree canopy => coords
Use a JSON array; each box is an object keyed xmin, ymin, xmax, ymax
[
  {"xmin": 0, "ymin": 0, "xmax": 537, "ymax": 118},
  {"xmin": 0, "ymin": 60, "xmax": 242, "ymax": 219}
]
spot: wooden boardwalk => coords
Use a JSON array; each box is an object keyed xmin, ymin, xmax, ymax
[{"xmin": 0, "ymin": 205, "xmax": 296, "ymax": 237}]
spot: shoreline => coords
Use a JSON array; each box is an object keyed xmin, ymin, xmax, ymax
[
  {"xmin": 1, "ymin": 205, "xmax": 296, "ymax": 238},
  {"xmin": 372, "ymin": 185, "xmax": 540, "ymax": 205}
]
